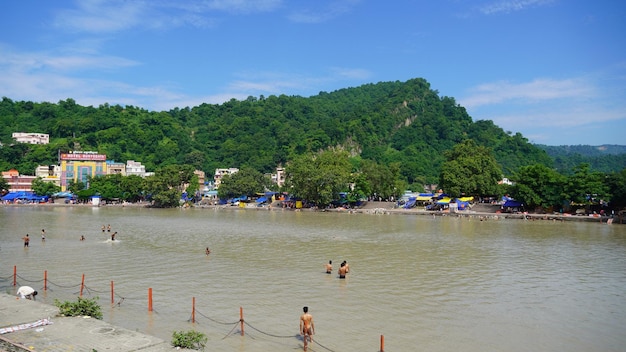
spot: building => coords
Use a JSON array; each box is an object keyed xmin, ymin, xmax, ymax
[
  {"xmin": 35, "ymin": 165, "xmax": 61, "ymax": 187},
  {"xmin": 107, "ymin": 161, "xmax": 126, "ymax": 176},
  {"xmin": 125, "ymin": 160, "xmax": 147, "ymax": 177},
  {"xmin": 214, "ymin": 168, "xmax": 239, "ymax": 188},
  {"xmin": 2, "ymin": 169, "xmax": 36, "ymax": 192},
  {"xmin": 12, "ymin": 132, "xmax": 49, "ymax": 145},
  {"xmin": 60, "ymin": 151, "xmax": 107, "ymax": 191},
  {"xmin": 269, "ymin": 166, "xmax": 286, "ymax": 187}
]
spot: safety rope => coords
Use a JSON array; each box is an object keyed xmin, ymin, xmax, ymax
[{"xmin": 5, "ymin": 271, "xmax": 340, "ymax": 351}]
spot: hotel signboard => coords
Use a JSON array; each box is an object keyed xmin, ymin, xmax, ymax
[{"xmin": 60, "ymin": 152, "xmax": 106, "ymax": 161}]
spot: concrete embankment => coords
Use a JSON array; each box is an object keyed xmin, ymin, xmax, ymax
[{"xmin": 0, "ymin": 293, "xmax": 187, "ymax": 351}]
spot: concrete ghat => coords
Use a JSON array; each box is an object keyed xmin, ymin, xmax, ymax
[{"xmin": 0, "ymin": 294, "xmax": 188, "ymax": 351}]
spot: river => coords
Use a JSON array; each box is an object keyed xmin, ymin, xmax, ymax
[{"xmin": 1, "ymin": 205, "xmax": 625, "ymax": 351}]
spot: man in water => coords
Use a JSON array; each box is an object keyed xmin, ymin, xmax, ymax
[
  {"xmin": 41, "ymin": 229, "xmax": 46, "ymax": 241},
  {"xmin": 23, "ymin": 234, "xmax": 30, "ymax": 247},
  {"xmin": 325, "ymin": 260, "xmax": 332, "ymax": 274},
  {"xmin": 300, "ymin": 306, "xmax": 315, "ymax": 350},
  {"xmin": 338, "ymin": 262, "xmax": 348, "ymax": 279},
  {"xmin": 111, "ymin": 232, "xmax": 117, "ymax": 241},
  {"xmin": 205, "ymin": 247, "xmax": 211, "ymax": 255}
]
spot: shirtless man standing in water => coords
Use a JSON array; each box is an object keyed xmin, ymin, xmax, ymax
[
  {"xmin": 325, "ymin": 260, "xmax": 332, "ymax": 274},
  {"xmin": 300, "ymin": 306, "xmax": 315, "ymax": 350}
]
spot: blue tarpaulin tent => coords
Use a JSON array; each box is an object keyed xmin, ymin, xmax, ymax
[
  {"xmin": 503, "ymin": 200, "xmax": 523, "ymax": 208},
  {"xmin": 1, "ymin": 192, "xmax": 28, "ymax": 201}
]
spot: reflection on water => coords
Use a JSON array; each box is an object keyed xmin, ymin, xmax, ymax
[{"xmin": 1, "ymin": 206, "xmax": 626, "ymax": 351}]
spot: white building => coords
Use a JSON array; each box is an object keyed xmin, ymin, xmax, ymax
[
  {"xmin": 270, "ymin": 166, "xmax": 286, "ymax": 187},
  {"xmin": 12, "ymin": 132, "xmax": 49, "ymax": 145},
  {"xmin": 126, "ymin": 160, "xmax": 147, "ymax": 177},
  {"xmin": 34, "ymin": 165, "xmax": 61, "ymax": 187},
  {"xmin": 214, "ymin": 168, "xmax": 239, "ymax": 188}
]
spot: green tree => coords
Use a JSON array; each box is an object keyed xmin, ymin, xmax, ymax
[
  {"xmin": 144, "ymin": 164, "xmax": 195, "ymax": 207},
  {"xmin": 217, "ymin": 167, "xmax": 268, "ymax": 199},
  {"xmin": 286, "ymin": 150, "xmax": 352, "ymax": 207},
  {"xmin": 67, "ymin": 180, "xmax": 86, "ymax": 194},
  {"xmin": 509, "ymin": 164, "xmax": 566, "ymax": 210},
  {"xmin": 0, "ymin": 176, "xmax": 9, "ymax": 194},
  {"xmin": 31, "ymin": 177, "xmax": 61, "ymax": 196},
  {"xmin": 120, "ymin": 175, "xmax": 145, "ymax": 202},
  {"xmin": 566, "ymin": 163, "xmax": 610, "ymax": 205},
  {"xmin": 606, "ymin": 168, "xmax": 626, "ymax": 209},
  {"xmin": 439, "ymin": 139, "xmax": 503, "ymax": 198}
]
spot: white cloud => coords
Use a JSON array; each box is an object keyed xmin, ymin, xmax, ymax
[
  {"xmin": 459, "ymin": 78, "xmax": 593, "ymax": 108},
  {"xmin": 461, "ymin": 72, "xmax": 626, "ymax": 145},
  {"xmin": 53, "ymin": 0, "xmax": 148, "ymax": 32},
  {"xmin": 52, "ymin": 0, "xmax": 284, "ymax": 33},
  {"xmin": 0, "ymin": 46, "xmax": 138, "ymax": 73},
  {"xmin": 480, "ymin": 0, "xmax": 554, "ymax": 15}
]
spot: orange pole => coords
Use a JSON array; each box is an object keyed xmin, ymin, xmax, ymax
[
  {"xmin": 111, "ymin": 281, "xmax": 114, "ymax": 304},
  {"xmin": 44, "ymin": 270, "xmax": 48, "ymax": 291},
  {"xmin": 80, "ymin": 274, "xmax": 85, "ymax": 297},
  {"xmin": 380, "ymin": 335, "xmax": 385, "ymax": 352},
  {"xmin": 148, "ymin": 288, "xmax": 153, "ymax": 312},
  {"xmin": 13, "ymin": 265, "xmax": 16, "ymax": 286},
  {"xmin": 240, "ymin": 307, "xmax": 244, "ymax": 336},
  {"xmin": 191, "ymin": 297, "xmax": 196, "ymax": 323}
]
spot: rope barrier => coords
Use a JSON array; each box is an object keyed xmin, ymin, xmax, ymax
[
  {"xmin": 15, "ymin": 274, "xmax": 44, "ymax": 283},
  {"xmin": 243, "ymin": 321, "xmax": 294, "ymax": 339},
  {"xmin": 194, "ymin": 309, "xmax": 240, "ymax": 325},
  {"xmin": 5, "ymin": 268, "xmax": 345, "ymax": 352}
]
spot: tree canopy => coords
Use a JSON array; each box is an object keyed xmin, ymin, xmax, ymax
[{"xmin": 438, "ymin": 140, "xmax": 503, "ymax": 198}]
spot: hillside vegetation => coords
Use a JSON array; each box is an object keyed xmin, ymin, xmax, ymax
[
  {"xmin": 536, "ymin": 144, "xmax": 626, "ymax": 174},
  {"xmin": 0, "ymin": 78, "xmax": 553, "ymax": 184}
]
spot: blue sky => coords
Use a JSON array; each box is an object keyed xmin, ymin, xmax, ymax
[{"xmin": 1, "ymin": 0, "xmax": 625, "ymax": 146}]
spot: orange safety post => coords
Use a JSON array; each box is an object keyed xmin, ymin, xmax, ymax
[
  {"xmin": 13, "ymin": 266, "xmax": 16, "ymax": 286},
  {"xmin": 240, "ymin": 307, "xmax": 244, "ymax": 336},
  {"xmin": 148, "ymin": 288, "xmax": 153, "ymax": 312},
  {"xmin": 380, "ymin": 335, "xmax": 385, "ymax": 352},
  {"xmin": 80, "ymin": 274, "xmax": 85, "ymax": 297},
  {"xmin": 191, "ymin": 297, "xmax": 196, "ymax": 323},
  {"xmin": 111, "ymin": 281, "xmax": 114, "ymax": 305},
  {"xmin": 44, "ymin": 270, "xmax": 48, "ymax": 291}
]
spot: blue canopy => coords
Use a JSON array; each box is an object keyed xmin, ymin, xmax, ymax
[
  {"xmin": 2, "ymin": 192, "xmax": 28, "ymax": 201},
  {"xmin": 503, "ymin": 200, "xmax": 524, "ymax": 208},
  {"xmin": 256, "ymin": 196, "xmax": 268, "ymax": 203},
  {"xmin": 1, "ymin": 192, "xmax": 44, "ymax": 202}
]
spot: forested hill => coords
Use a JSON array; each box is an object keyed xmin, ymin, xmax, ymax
[
  {"xmin": 536, "ymin": 144, "xmax": 626, "ymax": 174},
  {"xmin": 0, "ymin": 78, "xmax": 552, "ymax": 183}
]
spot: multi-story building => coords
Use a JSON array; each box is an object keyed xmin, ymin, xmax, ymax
[
  {"xmin": 12, "ymin": 132, "xmax": 49, "ymax": 145},
  {"xmin": 214, "ymin": 168, "xmax": 239, "ymax": 188},
  {"xmin": 34, "ymin": 165, "xmax": 61, "ymax": 187},
  {"xmin": 59, "ymin": 151, "xmax": 107, "ymax": 191},
  {"xmin": 270, "ymin": 166, "xmax": 286, "ymax": 187},
  {"xmin": 106, "ymin": 161, "xmax": 126, "ymax": 176},
  {"xmin": 2, "ymin": 169, "xmax": 36, "ymax": 192},
  {"xmin": 125, "ymin": 160, "xmax": 147, "ymax": 177}
]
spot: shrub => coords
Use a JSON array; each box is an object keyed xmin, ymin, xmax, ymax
[
  {"xmin": 171, "ymin": 330, "xmax": 207, "ymax": 350},
  {"xmin": 54, "ymin": 297, "xmax": 103, "ymax": 320}
]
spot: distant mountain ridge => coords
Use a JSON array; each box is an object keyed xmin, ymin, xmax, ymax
[
  {"xmin": 535, "ymin": 144, "xmax": 626, "ymax": 174},
  {"xmin": 536, "ymin": 144, "xmax": 626, "ymax": 157}
]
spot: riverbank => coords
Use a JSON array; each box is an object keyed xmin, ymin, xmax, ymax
[
  {"xmin": 0, "ymin": 293, "xmax": 188, "ymax": 351},
  {"xmin": 2, "ymin": 200, "xmax": 621, "ymax": 224},
  {"xmin": 197, "ymin": 201, "xmax": 621, "ymax": 224}
]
